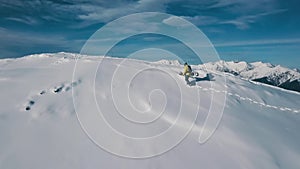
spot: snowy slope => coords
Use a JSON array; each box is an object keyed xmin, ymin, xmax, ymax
[
  {"xmin": 0, "ymin": 52, "xmax": 300, "ymax": 169},
  {"xmin": 200, "ymin": 61, "xmax": 300, "ymax": 92}
]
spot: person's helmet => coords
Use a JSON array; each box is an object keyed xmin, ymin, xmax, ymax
[{"xmin": 184, "ymin": 62, "xmax": 188, "ymax": 65}]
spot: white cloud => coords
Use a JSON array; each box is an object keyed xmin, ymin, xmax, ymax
[
  {"xmin": 6, "ymin": 16, "xmax": 39, "ymax": 25},
  {"xmin": 182, "ymin": 15, "xmax": 219, "ymax": 26},
  {"xmin": 78, "ymin": 4, "xmax": 136, "ymax": 22},
  {"xmin": 143, "ymin": 36, "xmax": 163, "ymax": 41},
  {"xmin": 219, "ymin": 9, "xmax": 288, "ymax": 29},
  {"xmin": 214, "ymin": 38, "xmax": 300, "ymax": 47},
  {"xmin": 108, "ymin": 13, "xmax": 161, "ymax": 34},
  {"xmin": 162, "ymin": 16, "xmax": 190, "ymax": 27},
  {"xmin": 0, "ymin": 28, "xmax": 79, "ymax": 53},
  {"xmin": 0, "ymin": 27, "xmax": 7, "ymax": 32},
  {"xmin": 72, "ymin": 0, "xmax": 288, "ymax": 30},
  {"xmin": 208, "ymin": 0, "xmax": 279, "ymax": 14},
  {"xmin": 77, "ymin": 0, "xmax": 171, "ymax": 23},
  {"xmin": 1, "ymin": 0, "xmax": 287, "ymax": 30},
  {"xmin": 220, "ymin": 20, "xmax": 249, "ymax": 29}
]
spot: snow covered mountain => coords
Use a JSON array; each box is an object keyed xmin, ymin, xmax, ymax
[
  {"xmin": 199, "ymin": 60, "xmax": 300, "ymax": 92},
  {"xmin": 0, "ymin": 52, "xmax": 299, "ymax": 169}
]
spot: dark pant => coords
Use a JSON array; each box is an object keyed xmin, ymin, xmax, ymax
[{"xmin": 185, "ymin": 75, "xmax": 190, "ymax": 84}]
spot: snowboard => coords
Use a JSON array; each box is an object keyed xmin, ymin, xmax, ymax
[{"xmin": 179, "ymin": 71, "xmax": 199, "ymax": 78}]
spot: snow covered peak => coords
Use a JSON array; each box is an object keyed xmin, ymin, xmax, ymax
[
  {"xmin": 24, "ymin": 52, "xmax": 83, "ymax": 60},
  {"xmin": 293, "ymin": 68, "xmax": 300, "ymax": 73},
  {"xmin": 19, "ymin": 52, "xmax": 183, "ymax": 66},
  {"xmin": 250, "ymin": 61, "xmax": 274, "ymax": 68},
  {"xmin": 209, "ymin": 60, "xmax": 253, "ymax": 74},
  {"xmin": 200, "ymin": 60, "xmax": 300, "ymax": 92},
  {"xmin": 153, "ymin": 59, "xmax": 181, "ymax": 65}
]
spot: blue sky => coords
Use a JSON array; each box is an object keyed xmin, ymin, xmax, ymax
[{"xmin": 0, "ymin": 0, "xmax": 299, "ymax": 68}]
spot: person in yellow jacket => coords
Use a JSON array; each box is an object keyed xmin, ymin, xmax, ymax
[{"xmin": 183, "ymin": 62, "xmax": 192, "ymax": 84}]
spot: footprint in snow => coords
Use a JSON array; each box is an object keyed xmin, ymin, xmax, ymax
[
  {"xmin": 25, "ymin": 100, "xmax": 35, "ymax": 111},
  {"xmin": 24, "ymin": 79, "xmax": 81, "ymax": 111}
]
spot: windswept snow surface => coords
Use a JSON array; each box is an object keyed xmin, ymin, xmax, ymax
[{"xmin": 0, "ymin": 52, "xmax": 300, "ymax": 169}]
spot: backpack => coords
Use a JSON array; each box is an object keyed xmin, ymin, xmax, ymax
[{"xmin": 187, "ymin": 65, "xmax": 192, "ymax": 72}]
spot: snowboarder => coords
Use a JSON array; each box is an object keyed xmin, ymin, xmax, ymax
[{"xmin": 183, "ymin": 62, "xmax": 192, "ymax": 85}]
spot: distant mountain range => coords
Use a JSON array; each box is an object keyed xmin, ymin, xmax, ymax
[
  {"xmin": 199, "ymin": 60, "xmax": 300, "ymax": 93},
  {"xmin": 6, "ymin": 52, "xmax": 298, "ymax": 93}
]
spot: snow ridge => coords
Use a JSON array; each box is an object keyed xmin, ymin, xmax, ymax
[{"xmin": 1, "ymin": 53, "xmax": 300, "ymax": 169}]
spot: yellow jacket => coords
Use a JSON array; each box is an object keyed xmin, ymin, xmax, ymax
[{"xmin": 183, "ymin": 65, "xmax": 191, "ymax": 76}]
